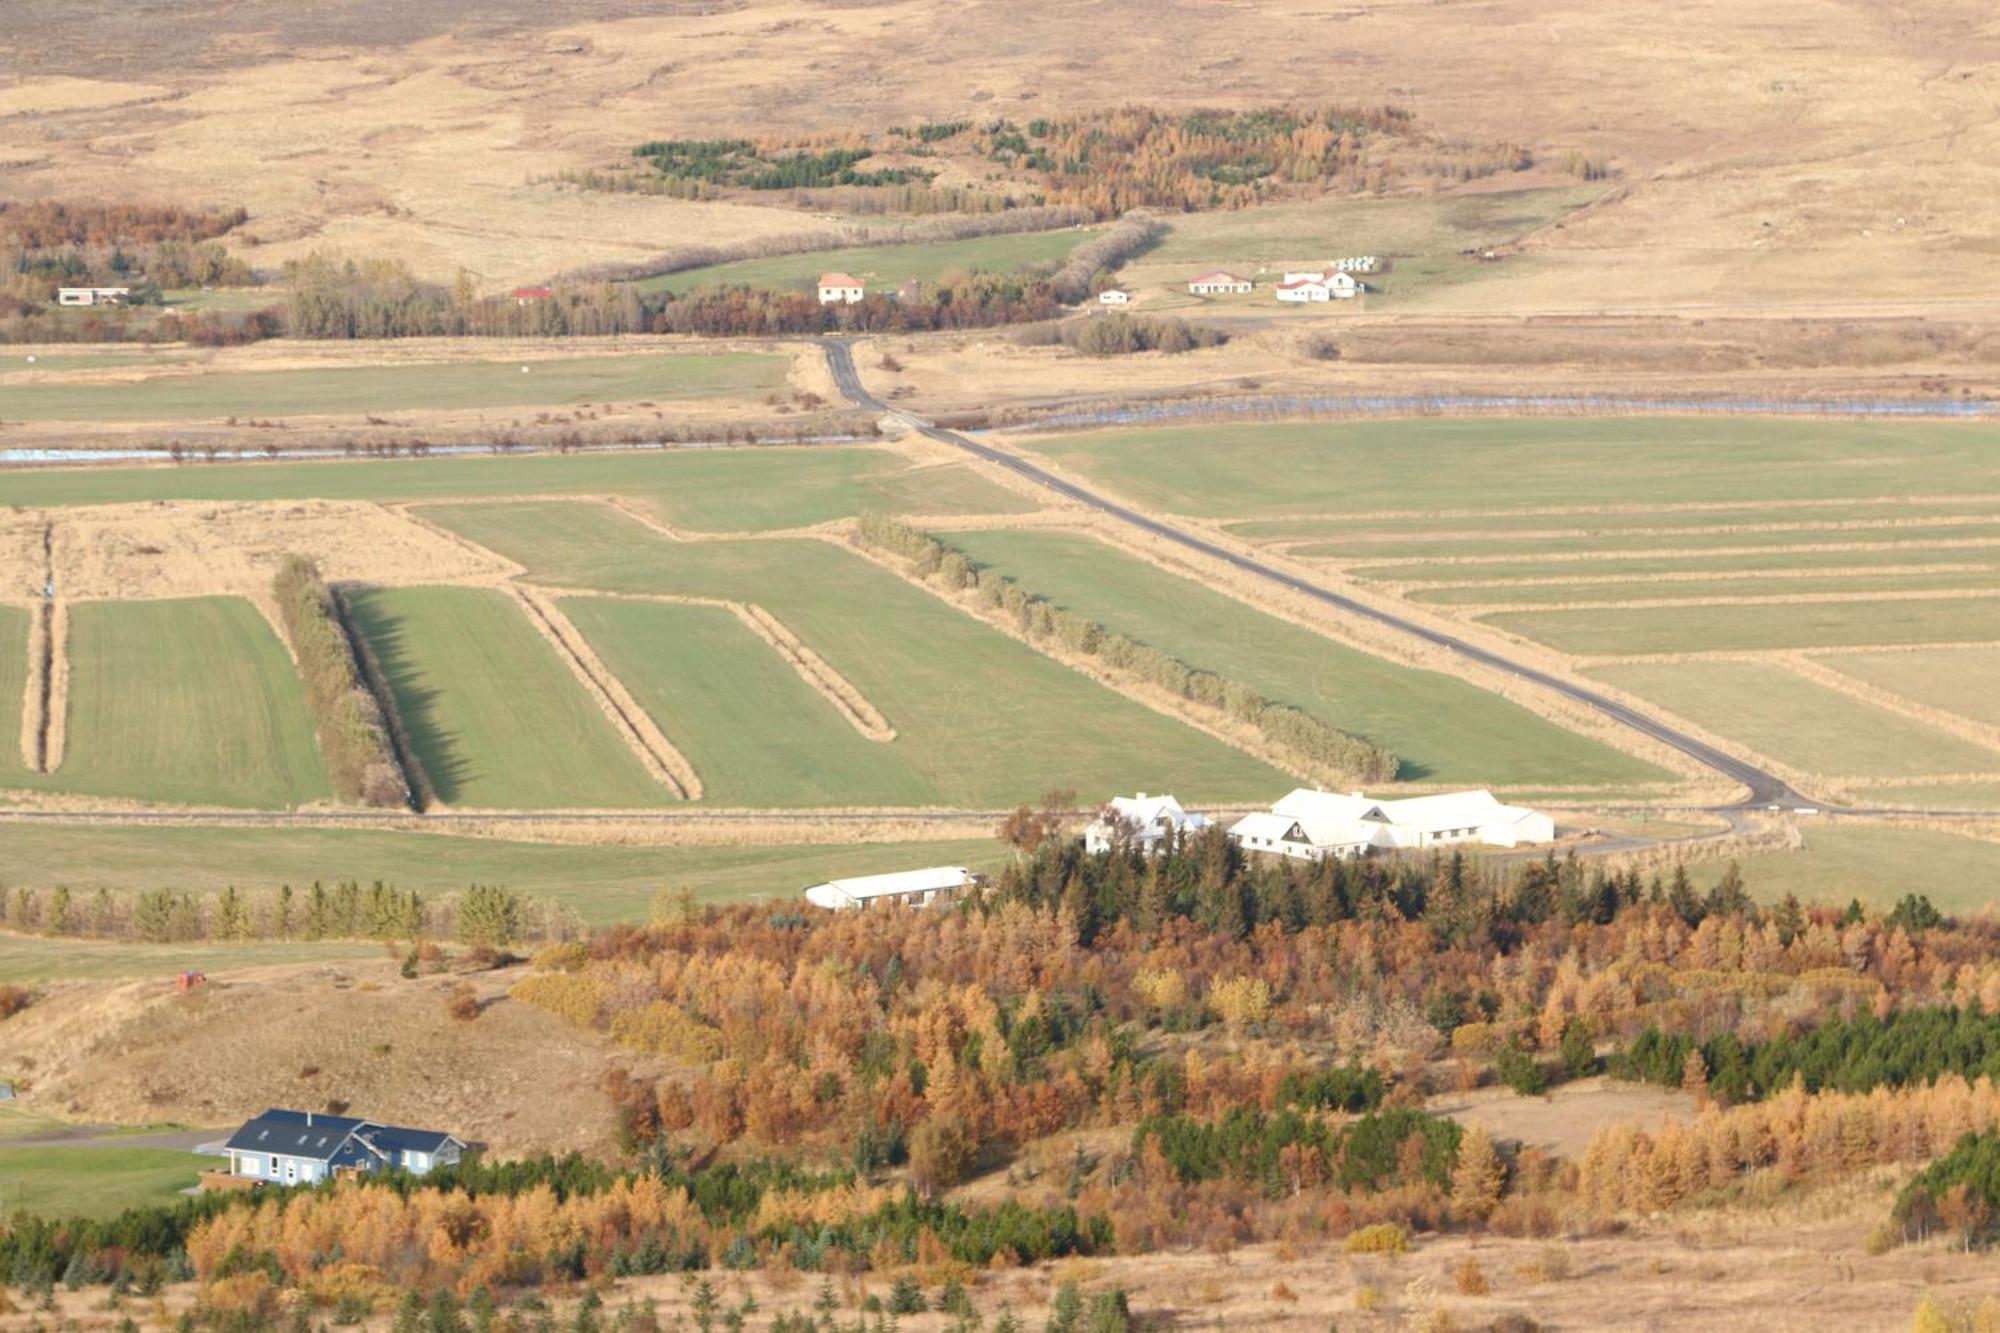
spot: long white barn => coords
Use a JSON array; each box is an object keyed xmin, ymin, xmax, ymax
[
  {"xmin": 804, "ymin": 866, "xmax": 974, "ymax": 911},
  {"xmin": 1230, "ymin": 789, "xmax": 1554, "ymax": 861}
]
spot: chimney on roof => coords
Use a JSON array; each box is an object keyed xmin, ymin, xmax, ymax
[{"xmin": 306, "ymin": 1111, "xmax": 313, "ymax": 1127}]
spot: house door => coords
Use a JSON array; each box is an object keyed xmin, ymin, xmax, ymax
[{"xmin": 283, "ymin": 1159, "xmax": 298, "ymax": 1184}]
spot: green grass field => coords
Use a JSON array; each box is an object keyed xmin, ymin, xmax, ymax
[
  {"xmin": 1849, "ymin": 782, "xmax": 2000, "ymax": 811},
  {"xmin": 562, "ymin": 597, "xmax": 937, "ymax": 806},
  {"xmin": 32, "ymin": 597, "xmax": 330, "ymax": 808},
  {"xmin": 636, "ymin": 228, "xmax": 1093, "ymax": 295},
  {"xmin": 1351, "ymin": 549, "xmax": 2000, "ymax": 585},
  {"xmin": 1591, "ymin": 661, "xmax": 2000, "ymax": 778},
  {"xmin": 1484, "ymin": 598, "xmax": 2000, "ymax": 656},
  {"xmin": 3, "ymin": 446, "xmax": 1027, "ymax": 532},
  {"xmin": 1684, "ymin": 823, "xmax": 2000, "ymax": 916},
  {"xmin": 1822, "ymin": 648, "xmax": 2000, "ymax": 732},
  {"xmin": 0, "ymin": 1146, "xmax": 201, "ymax": 1218},
  {"xmin": 1292, "ymin": 522, "xmax": 2000, "ymax": 563},
  {"xmin": 0, "ymin": 351, "xmax": 789, "ymax": 422},
  {"xmin": 1225, "ymin": 500, "xmax": 2000, "ymax": 544},
  {"xmin": 945, "ymin": 529, "xmax": 1667, "ymax": 788},
  {"xmin": 0, "ymin": 830, "xmax": 1015, "ymax": 956},
  {"xmin": 1018, "ymin": 418, "xmax": 2000, "ymax": 519},
  {"xmin": 343, "ymin": 586, "xmax": 670, "ymax": 809},
  {"xmin": 0, "ymin": 605, "xmax": 26, "ymax": 782},
  {"xmin": 424, "ymin": 503, "xmax": 1290, "ymax": 806}
]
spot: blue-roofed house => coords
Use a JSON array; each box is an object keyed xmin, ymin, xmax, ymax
[{"xmin": 213, "ymin": 1108, "xmax": 468, "ymax": 1187}]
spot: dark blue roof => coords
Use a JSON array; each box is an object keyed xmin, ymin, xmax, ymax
[{"xmin": 223, "ymin": 1108, "xmax": 460, "ymax": 1164}]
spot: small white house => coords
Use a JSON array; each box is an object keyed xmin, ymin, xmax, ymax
[
  {"xmin": 804, "ymin": 865, "xmax": 975, "ymax": 911},
  {"xmin": 1083, "ymin": 792, "xmax": 1213, "ymax": 855},
  {"xmin": 1097, "ymin": 289, "xmax": 1130, "ymax": 306},
  {"xmin": 57, "ymin": 286, "xmax": 131, "ymax": 307},
  {"xmin": 1186, "ymin": 271, "xmax": 1252, "ymax": 296},
  {"xmin": 1274, "ymin": 270, "xmax": 1363, "ymax": 303},
  {"xmin": 1229, "ymin": 789, "xmax": 1554, "ymax": 861},
  {"xmin": 817, "ymin": 272, "xmax": 865, "ymax": 304}
]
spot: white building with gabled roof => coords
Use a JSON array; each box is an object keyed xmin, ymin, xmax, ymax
[
  {"xmin": 1083, "ymin": 792, "xmax": 1213, "ymax": 855},
  {"xmin": 1229, "ymin": 789, "xmax": 1554, "ymax": 861},
  {"xmin": 804, "ymin": 865, "xmax": 974, "ymax": 911},
  {"xmin": 817, "ymin": 272, "xmax": 865, "ymax": 304}
]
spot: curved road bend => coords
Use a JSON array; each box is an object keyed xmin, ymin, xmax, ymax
[{"xmin": 821, "ymin": 338, "xmax": 1813, "ymax": 812}]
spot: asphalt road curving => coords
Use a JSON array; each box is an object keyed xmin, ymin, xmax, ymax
[{"xmin": 819, "ymin": 337, "xmax": 1818, "ymax": 813}]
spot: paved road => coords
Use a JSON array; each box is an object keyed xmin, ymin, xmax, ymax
[{"xmin": 821, "ymin": 338, "xmax": 1819, "ymax": 812}]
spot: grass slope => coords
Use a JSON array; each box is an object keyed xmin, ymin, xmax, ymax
[
  {"xmin": 1685, "ymin": 823, "xmax": 2000, "ymax": 916},
  {"xmin": 0, "ymin": 1146, "xmax": 201, "ymax": 1218},
  {"xmin": 0, "ymin": 352, "xmax": 789, "ymax": 422},
  {"xmin": 0, "ymin": 829, "xmax": 1013, "ymax": 951},
  {"xmin": 1018, "ymin": 418, "xmax": 2000, "ymax": 519},
  {"xmin": 636, "ymin": 228, "xmax": 1092, "ymax": 295},
  {"xmin": 561, "ymin": 598, "xmax": 935, "ymax": 806},
  {"xmin": 3, "ymin": 446, "xmax": 1028, "ymax": 532},
  {"xmin": 947, "ymin": 529, "xmax": 1665, "ymax": 788},
  {"xmin": 41, "ymin": 597, "xmax": 330, "ymax": 808},
  {"xmin": 424, "ymin": 502, "xmax": 1290, "ymax": 806},
  {"xmin": 343, "ymin": 586, "xmax": 669, "ymax": 809},
  {"xmin": 1591, "ymin": 661, "xmax": 2000, "ymax": 778}
]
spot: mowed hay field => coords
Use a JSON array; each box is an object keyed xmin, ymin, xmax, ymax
[
  {"xmin": 342, "ymin": 585, "xmax": 669, "ymax": 809},
  {"xmin": 2, "ymin": 445, "xmax": 1030, "ymax": 532},
  {"xmin": 0, "ymin": 350, "xmax": 791, "ymax": 423},
  {"xmin": 1014, "ymin": 416, "xmax": 2000, "ymax": 798},
  {"xmin": 637, "ymin": 227, "xmax": 1094, "ymax": 295},
  {"xmin": 28, "ymin": 597, "xmax": 330, "ymax": 808},
  {"xmin": 0, "ymin": 1146, "xmax": 202, "ymax": 1219},
  {"xmin": 0, "ymin": 605, "xmax": 26, "ymax": 781},
  {"xmin": 946, "ymin": 528, "xmax": 1667, "ymax": 790},
  {"xmin": 424, "ymin": 501, "xmax": 1290, "ymax": 807},
  {"xmin": 1685, "ymin": 823, "xmax": 2000, "ymax": 916}
]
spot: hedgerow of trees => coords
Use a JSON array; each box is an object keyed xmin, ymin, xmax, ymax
[
  {"xmin": 273, "ymin": 555, "xmax": 408, "ymax": 808},
  {"xmin": 854, "ymin": 514, "xmax": 1400, "ymax": 782}
]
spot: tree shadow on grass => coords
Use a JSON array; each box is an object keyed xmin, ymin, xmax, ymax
[{"xmin": 342, "ymin": 589, "xmax": 473, "ymax": 805}]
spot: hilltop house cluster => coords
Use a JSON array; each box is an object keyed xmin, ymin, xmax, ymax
[{"xmin": 1184, "ymin": 260, "xmax": 1377, "ymax": 303}]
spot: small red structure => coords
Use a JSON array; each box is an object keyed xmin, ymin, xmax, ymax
[
  {"xmin": 176, "ymin": 970, "xmax": 207, "ymax": 994},
  {"xmin": 511, "ymin": 286, "xmax": 553, "ymax": 304}
]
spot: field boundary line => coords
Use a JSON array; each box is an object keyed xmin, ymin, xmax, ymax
[
  {"xmin": 1335, "ymin": 535, "xmax": 2000, "ymax": 570},
  {"xmin": 1839, "ymin": 773, "xmax": 2000, "ymax": 789},
  {"xmin": 595, "ymin": 495, "xmax": 693, "ymax": 542},
  {"xmin": 1579, "ymin": 641, "xmax": 2000, "ymax": 666},
  {"xmin": 1449, "ymin": 586, "xmax": 2000, "ymax": 615},
  {"xmin": 734, "ymin": 601, "xmax": 897, "ymax": 742},
  {"xmin": 39, "ymin": 599, "xmax": 67, "ymax": 774},
  {"xmin": 331, "ymin": 584, "xmax": 441, "ymax": 811},
  {"xmin": 1778, "ymin": 654, "xmax": 2000, "ymax": 759},
  {"xmin": 1255, "ymin": 513, "xmax": 2000, "ymax": 552},
  {"xmin": 508, "ymin": 587, "xmax": 702, "ymax": 801},
  {"xmin": 20, "ymin": 600, "xmax": 46, "ymax": 772},
  {"xmin": 1216, "ymin": 495, "xmax": 2000, "ymax": 527},
  {"xmin": 391, "ymin": 503, "xmax": 531, "ymax": 579},
  {"xmin": 1382, "ymin": 562, "xmax": 1999, "ymax": 591}
]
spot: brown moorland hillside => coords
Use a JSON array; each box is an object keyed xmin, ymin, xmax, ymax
[{"xmin": 1, "ymin": 0, "xmax": 1995, "ymax": 302}]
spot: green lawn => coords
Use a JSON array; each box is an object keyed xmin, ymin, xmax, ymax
[
  {"xmin": 0, "ymin": 1146, "xmax": 201, "ymax": 1218},
  {"xmin": 945, "ymin": 529, "xmax": 1667, "ymax": 789},
  {"xmin": 1017, "ymin": 418, "xmax": 2000, "ymax": 520},
  {"xmin": 635, "ymin": 228, "xmax": 1094, "ymax": 295},
  {"xmin": 1408, "ymin": 570, "xmax": 2000, "ymax": 607},
  {"xmin": 423, "ymin": 502, "xmax": 1290, "ymax": 806},
  {"xmin": 343, "ymin": 586, "xmax": 670, "ymax": 809},
  {"xmin": 0, "ymin": 605, "xmax": 26, "ymax": 782},
  {"xmin": 2, "ymin": 446, "xmax": 1028, "ymax": 532},
  {"xmin": 0, "ymin": 829, "xmax": 1016, "ymax": 947},
  {"xmin": 0, "ymin": 352, "xmax": 789, "ymax": 422},
  {"xmin": 1684, "ymin": 823, "xmax": 2000, "ymax": 917},
  {"xmin": 1591, "ymin": 660, "xmax": 2000, "ymax": 778},
  {"xmin": 32, "ymin": 597, "xmax": 330, "ymax": 808},
  {"xmin": 1823, "ymin": 648, "xmax": 2000, "ymax": 731},
  {"xmin": 1484, "ymin": 598, "xmax": 2000, "ymax": 656},
  {"xmin": 562, "ymin": 598, "xmax": 936, "ymax": 806}
]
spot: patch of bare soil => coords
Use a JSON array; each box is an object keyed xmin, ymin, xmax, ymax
[
  {"xmin": 0, "ymin": 957, "xmax": 655, "ymax": 1158},
  {"xmin": 27, "ymin": 499, "xmax": 514, "ymax": 604},
  {"xmin": 1430, "ymin": 1077, "xmax": 1697, "ymax": 1159}
]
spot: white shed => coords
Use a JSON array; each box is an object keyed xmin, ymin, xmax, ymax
[{"xmin": 804, "ymin": 865, "xmax": 975, "ymax": 911}]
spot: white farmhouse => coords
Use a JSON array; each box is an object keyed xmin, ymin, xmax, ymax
[
  {"xmin": 1097, "ymin": 289, "xmax": 1131, "ymax": 306},
  {"xmin": 57, "ymin": 286, "xmax": 131, "ymax": 307},
  {"xmin": 1229, "ymin": 789, "xmax": 1554, "ymax": 861},
  {"xmin": 804, "ymin": 865, "xmax": 975, "ymax": 911},
  {"xmin": 1186, "ymin": 270, "xmax": 1253, "ymax": 296},
  {"xmin": 1274, "ymin": 270, "xmax": 1363, "ymax": 303},
  {"xmin": 1083, "ymin": 792, "xmax": 1213, "ymax": 855},
  {"xmin": 816, "ymin": 272, "xmax": 866, "ymax": 304}
]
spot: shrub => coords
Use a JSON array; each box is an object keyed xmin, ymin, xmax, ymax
[
  {"xmin": 445, "ymin": 984, "xmax": 481, "ymax": 1022},
  {"xmin": 1344, "ymin": 1223, "xmax": 1409, "ymax": 1255},
  {"xmin": 1452, "ymin": 1256, "xmax": 1488, "ymax": 1295},
  {"xmin": 909, "ymin": 1112, "xmax": 978, "ymax": 1197}
]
